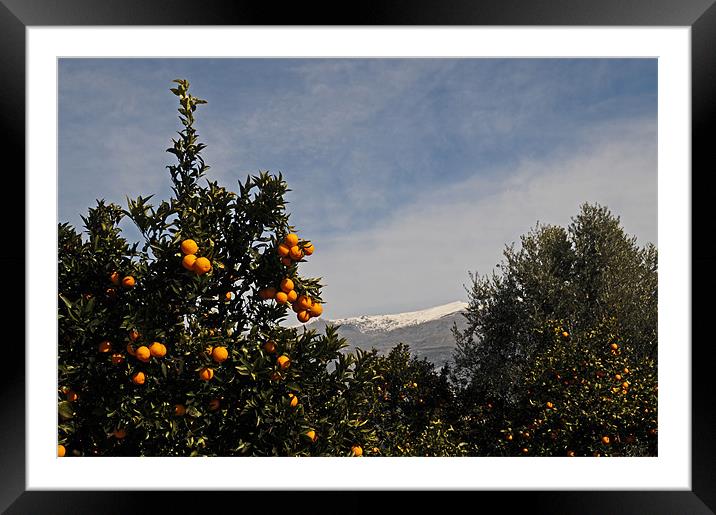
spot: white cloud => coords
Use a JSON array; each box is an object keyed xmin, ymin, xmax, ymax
[{"xmin": 299, "ymin": 117, "xmax": 657, "ymax": 319}]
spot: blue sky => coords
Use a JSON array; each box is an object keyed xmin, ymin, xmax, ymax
[{"xmin": 59, "ymin": 58, "xmax": 657, "ymax": 318}]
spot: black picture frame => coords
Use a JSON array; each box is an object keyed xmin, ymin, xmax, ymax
[{"xmin": 2, "ymin": 1, "xmax": 713, "ymax": 513}]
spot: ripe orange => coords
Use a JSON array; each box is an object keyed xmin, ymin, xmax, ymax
[
  {"xmin": 263, "ymin": 340, "xmax": 277, "ymax": 354},
  {"xmin": 289, "ymin": 246, "xmax": 303, "ymax": 260},
  {"xmin": 622, "ymin": 381, "xmax": 629, "ymax": 388},
  {"xmin": 175, "ymin": 404, "xmax": 186, "ymax": 416},
  {"xmin": 111, "ymin": 353, "xmax": 125, "ymax": 365},
  {"xmin": 193, "ymin": 257, "xmax": 212, "ymax": 275},
  {"xmin": 284, "ymin": 233, "xmax": 299, "ymax": 247},
  {"xmin": 66, "ymin": 390, "xmax": 79, "ymax": 402},
  {"xmin": 562, "ymin": 331, "xmax": 569, "ymax": 338},
  {"xmin": 506, "ymin": 434, "xmax": 513, "ymax": 441},
  {"xmin": 601, "ymin": 436, "xmax": 610, "ymax": 445},
  {"xmin": 259, "ymin": 287, "xmax": 277, "ymax": 300},
  {"xmin": 277, "ymin": 355, "xmax": 291, "ymax": 370},
  {"xmin": 182, "ymin": 254, "xmax": 197, "ymax": 270},
  {"xmin": 623, "ymin": 368, "xmax": 629, "ymax": 374},
  {"xmin": 129, "ymin": 329, "xmax": 140, "ymax": 342},
  {"xmin": 610, "ymin": 343, "xmax": 619, "ymax": 350},
  {"xmin": 211, "ymin": 346, "xmax": 229, "ymax": 363},
  {"xmin": 181, "ymin": 239, "xmax": 198, "ymax": 255},
  {"xmin": 110, "ymin": 271, "xmax": 121, "ymax": 285},
  {"xmin": 296, "ymin": 295, "xmax": 312, "ymax": 310},
  {"xmin": 289, "ymin": 393, "xmax": 299, "ymax": 408},
  {"xmin": 98, "ymin": 340, "xmax": 112, "ymax": 353},
  {"xmin": 58, "ymin": 444, "xmax": 66, "ymax": 457},
  {"xmin": 303, "ymin": 242, "xmax": 314, "ymax": 256},
  {"xmin": 615, "ymin": 374, "xmax": 622, "ymax": 380},
  {"xmin": 277, "ymin": 244, "xmax": 290, "ymax": 257},
  {"xmin": 306, "ymin": 430, "xmax": 317, "ymax": 442},
  {"xmin": 275, "ymin": 291, "xmax": 289, "ymax": 304},
  {"xmin": 199, "ymin": 367, "xmax": 214, "ymax": 381},
  {"xmin": 281, "ymin": 257, "xmax": 293, "ymax": 266},
  {"xmin": 113, "ymin": 428, "xmax": 127, "ymax": 439},
  {"xmin": 126, "ymin": 343, "xmax": 137, "ymax": 356},
  {"xmin": 135, "ymin": 346, "xmax": 151, "ymax": 362},
  {"xmin": 297, "ymin": 311, "xmax": 310, "ymax": 323},
  {"xmin": 286, "ymin": 290, "xmax": 298, "ymax": 302},
  {"xmin": 132, "ymin": 371, "xmax": 145, "ymax": 385},
  {"xmin": 567, "ymin": 450, "xmax": 575, "ymax": 457},
  {"xmin": 546, "ymin": 401, "xmax": 554, "ymax": 409},
  {"xmin": 208, "ymin": 399, "xmax": 221, "ymax": 411},
  {"xmin": 122, "ymin": 276, "xmax": 135, "ymax": 288},
  {"xmin": 351, "ymin": 445, "xmax": 363, "ymax": 457},
  {"xmin": 149, "ymin": 342, "xmax": 167, "ymax": 358},
  {"xmin": 280, "ymin": 278, "xmax": 294, "ymax": 293},
  {"xmin": 521, "ymin": 448, "xmax": 529, "ymax": 454},
  {"xmin": 309, "ymin": 302, "xmax": 323, "ymax": 317},
  {"xmin": 225, "ymin": 292, "xmax": 233, "ymax": 301}
]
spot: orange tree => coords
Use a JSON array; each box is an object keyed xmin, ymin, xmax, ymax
[
  {"xmin": 57, "ymin": 79, "xmax": 376, "ymax": 456},
  {"xmin": 451, "ymin": 204, "xmax": 658, "ymax": 456}
]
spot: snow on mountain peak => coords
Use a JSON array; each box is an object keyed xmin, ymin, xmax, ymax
[{"xmin": 324, "ymin": 301, "xmax": 468, "ymax": 333}]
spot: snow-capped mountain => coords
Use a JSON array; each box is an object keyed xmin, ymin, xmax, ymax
[{"xmin": 303, "ymin": 301, "xmax": 469, "ymax": 367}]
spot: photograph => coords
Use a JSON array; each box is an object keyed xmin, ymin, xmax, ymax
[{"xmin": 57, "ymin": 57, "xmax": 658, "ymax": 458}]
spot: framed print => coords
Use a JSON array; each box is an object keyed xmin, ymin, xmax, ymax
[{"xmin": 2, "ymin": 0, "xmax": 715, "ymax": 513}]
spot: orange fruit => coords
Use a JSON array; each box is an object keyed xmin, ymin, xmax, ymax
[
  {"xmin": 289, "ymin": 393, "xmax": 299, "ymax": 408},
  {"xmin": 259, "ymin": 287, "xmax": 277, "ymax": 300},
  {"xmin": 546, "ymin": 401, "xmax": 554, "ymax": 409},
  {"xmin": 277, "ymin": 355, "xmax": 291, "ymax": 370},
  {"xmin": 351, "ymin": 445, "xmax": 363, "ymax": 457},
  {"xmin": 284, "ymin": 233, "xmax": 299, "ymax": 247},
  {"xmin": 58, "ymin": 444, "xmax": 66, "ymax": 457},
  {"xmin": 113, "ymin": 428, "xmax": 127, "ymax": 439},
  {"xmin": 275, "ymin": 291, "xmax": 289, "ymax": 304},
  {"xmin": 622, "ymin": 381, "xmax": 629, "ymax": 388},
  {"xmin": 66, "ymin": 390, "xmax": 79, "ymax": 402},
  {"xmin": 521, "ymin": 448, "xmax": 529, "ymax": 454},
  {"xmin": 506, "ymin": 434, "xmax": 513, "ymax": 441},
  {"xmin": 135, "ymin": 346, "xmax": 151, "ymax": 362},
  {"xmin": 303, "ymin": 242, "xmax": 314, "ymax": 256},
  {"xmin": 309, "ymin": 302, "xmax": 323, "ymax": 317},
  {"xmin": 182, "ymin": 254, "xmax": 198, "ymax": 270},
  {"xmin": 289, "ymin": 246, "xmax": 304, "ymax": 260},
  {"xmin": 615, "ymin": 374, "xmax": 622, "ymax": 380},
  {"xmin": 306, "ymin": 430, "xmax": 317, "ymax": 442},
  {"xmin": 623, "ymin": 368, "xmax": 629, "ymax": 374},
  {"xmin": 122, "ymin": 276, "xmax": 135, "ymax": 288},
  {"xmin": 98, "ymin": 340, "xmax": 112, "ymax": 353},
  {"xmin": 280, "ymin": 278, "xmax": 294, "ymax": 293},
  {"xmin": 296, "ymin": 295, "xmax": 312, "ymax": 311},
  {"xmin": 297, "ymin": 311, "xmax": 310, "ymax": 323},
  {"xmin": 286, "ymin": 290, "xmax": 298, "ymax": 303},
  {"xmin": 175, "ymin": 404, "xmax": 186, "ymax": 416},
  {"xmin": 277, "ymin": 244, "xmax": 290, "ymax": 257},
  {"xmin": 149, "ymin": 342, "xmax": 167, "ymax": 358},
  {"xmin": 562, "ymin": 331, "xmax": 569, "ymax": 338},
  {"xmin": 601, "ymin": 436, "xmax": 610, "ymax": 445},
  {"xmin": 126, "ymin": 343, "xmax": 137, "ymax": 356},
  {"xmin": 181, "ymin": 239, "xmax": 198, "ymax": 255},
  {"xmin": 610, "ymin": 343, "xmax": 619, "ymax": 350},
  {"xmin": 211, "ymin": 346, "xmax": 229, "ymax": 363},
  {"xmin": 129, "ymin": 329, "xmax": 140, "ymax": 342},
  {"xmin": 110, "ymin": 271, "xmax": 121, "ymax": 285},
  {"xmin": 199, "ymin": 367, "xmax": 214, "ymax": 381},
  {"xmin": 111, "ymin": 353, "xmax": 125, "ymax": 365},
  {"xmin": 208, "ymin": 399, "xmax": 221, "ymax": 411},
  {"xmin": 193, "ymin": 257, "xmax": 212, "ymax": 275},
  {"xmin": 281, "ymin": 257, "xmax": 293, "ymax": 266},
  {"xmin": 225, "ymin": 292, "xmax": 233, "ymax": 301},
  {"xmin": 263, "ymin": 340, "xmax": 277, "ymax": 354},
  {"xmin": 567, "ymin": 450, "xmax": 575, "ymax": 457},
  {"xmin": 132, "ymin": 371, "xmax": 146, "ymax": 385}
]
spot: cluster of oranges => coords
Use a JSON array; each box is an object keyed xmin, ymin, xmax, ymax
[
  {"xmin": 106, "ymin": 271, "xmax": 135, "ymax": 298},
  {"xmin": 276, "ymin": 232, "xmax": 314, "ymax": 266},
  {"xmin": 118, "ymin": 329, "xmax": 169, "ymax": 385},
  {"xmin": 196, "ymin": 345, "xmax": 230, "ymax": 382},
  {"xmin": 180, "ymin": 239, "xmax": 212, "ymax": 276},
  {"xmin": 259, "ymin": 277, "xmax": 323, "ymax": 324}
]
